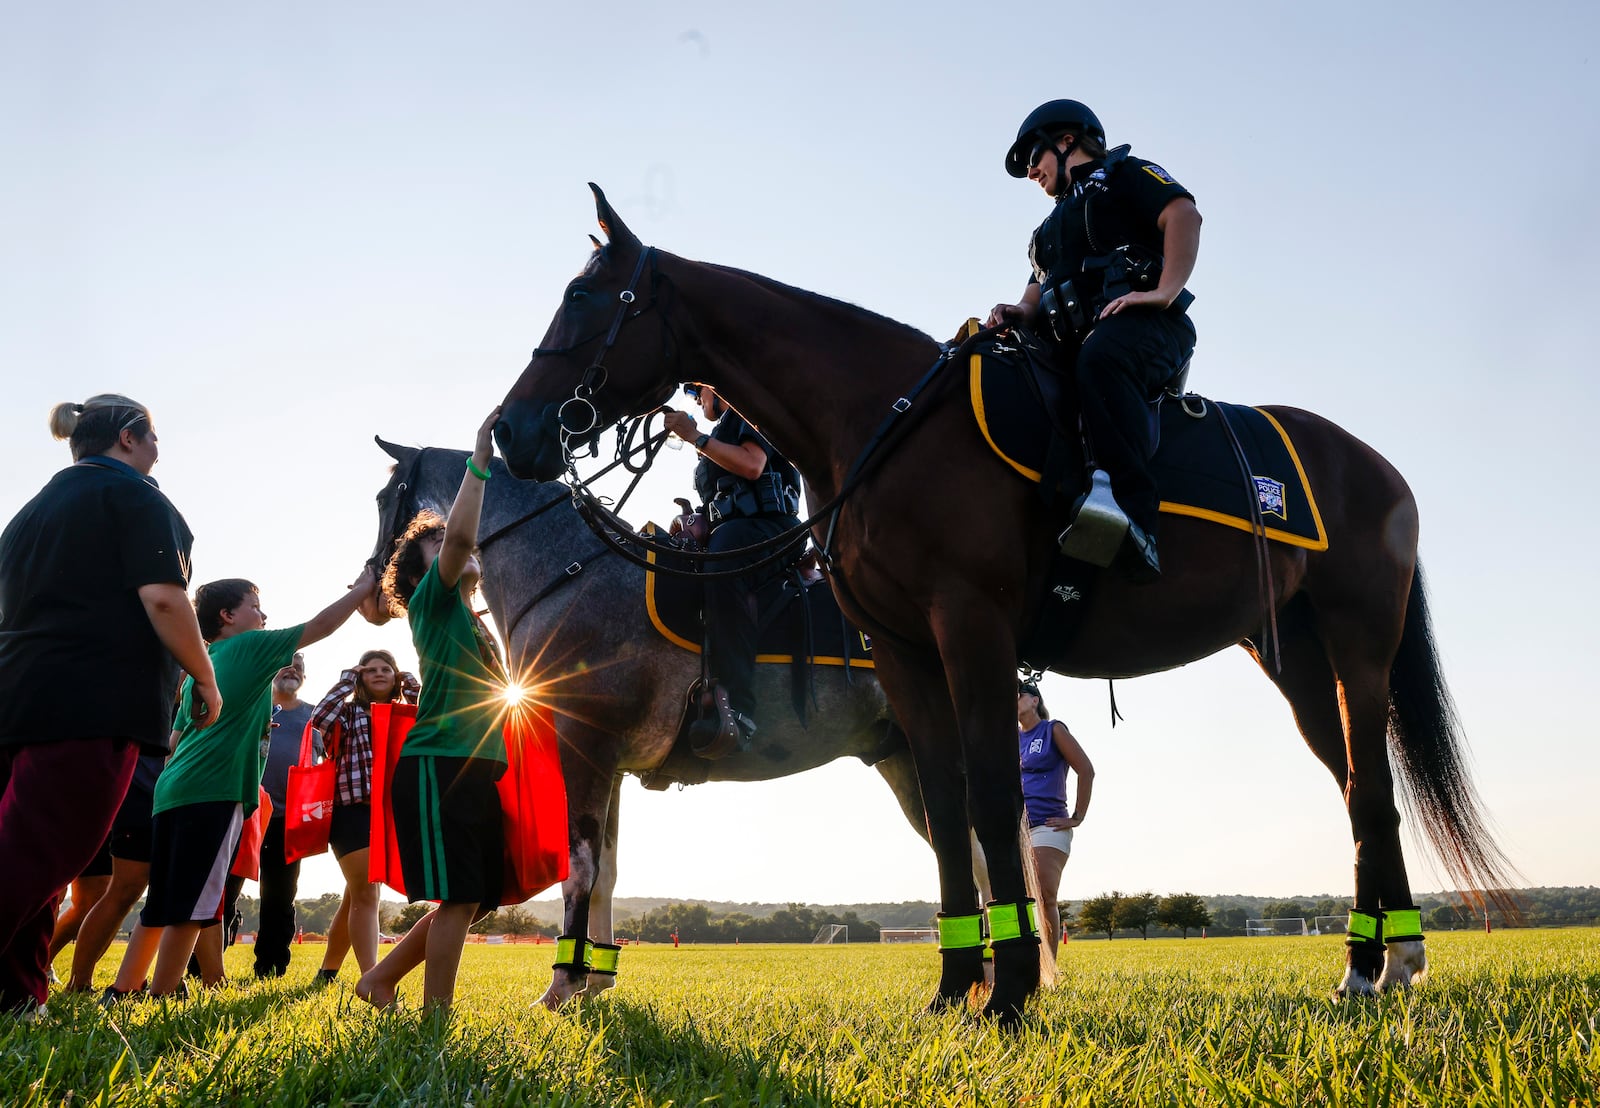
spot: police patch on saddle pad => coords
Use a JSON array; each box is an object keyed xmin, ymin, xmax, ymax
[
  {"xmin": 969, "ymin": 353, "xmax": 1328, "ymax": 550},
  {"xmin": 641, "ymin": 531, "xmax": 874, "ymax": 669}
]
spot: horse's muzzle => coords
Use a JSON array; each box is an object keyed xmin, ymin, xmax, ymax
[{"xmin": 495, "ymin": 401, "xmax": 567, "ymax": 482}]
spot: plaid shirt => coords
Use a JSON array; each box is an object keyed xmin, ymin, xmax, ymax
[{"xmin": 310, "ymin": 670, "xmax": 420, "ymax": 807}]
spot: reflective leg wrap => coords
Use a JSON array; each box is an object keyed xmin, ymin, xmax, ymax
[
  {"xmin": 553, "ymin": 935, "xmax": 594, "ymax": 973},
  {"xmin": 985, "ymin": 899, "xmax": 1040, "ymax": 948},
  {"xmin": 937, "ymin": 912, "xmax": 985, "ymax": 952},
  {"xmin": 1382, "ymin": 908, "xmax": 1424, "ymax": 944},
  {"xmin": 1346, "ymin": 910, "xmax": 1381, "ymax": 945},
  {"xmin": 588, "ymin": 942, "xmax": 621, "ymax": 978}
]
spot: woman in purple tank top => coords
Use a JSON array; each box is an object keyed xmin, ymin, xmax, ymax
[{"xmin": 1018, "ymin": 678, "xmax": 1095, "ymax": 956}]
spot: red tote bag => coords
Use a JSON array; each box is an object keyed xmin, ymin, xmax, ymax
[
  {"xmin": 369, "ymin": 701, "xmax": 568, "ymax": 904},
  {"xmin": 283, "ymin": 718, "xmax": 338, "ymax": 864},
  {"xmin": 231, "ymin": 789, "xmax": 274, "ymax": 880}
]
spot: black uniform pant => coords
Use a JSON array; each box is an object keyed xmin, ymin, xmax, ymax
[
  {"xmin": 704, "ymin": 514, "xmax": 790, "ymax": 717},
  {"xmin": 1073, "ymin": 308, "xmax": 1196, "ymax": 537},
  {"xmin": 252, "ymin": 817, "xmax": 301, "ymax": 977}
]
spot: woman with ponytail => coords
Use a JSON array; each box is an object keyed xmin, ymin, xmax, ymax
[
  {"xmin": 0, "ymin": 395, "xmax": 217, "ymax": 1015},
  {"xmin": 308, "ymin": 649, "xmax": 419, "ymax": 983}
]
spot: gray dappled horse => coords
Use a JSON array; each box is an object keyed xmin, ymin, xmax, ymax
[{"xmin": 370, "ymin": 440, "xmax": 927, "ymax": 1006}]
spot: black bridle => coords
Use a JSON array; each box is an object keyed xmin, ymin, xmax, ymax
[{"xmin": 532, "ymin": 247, "xmax": 660, "ymax": 455}]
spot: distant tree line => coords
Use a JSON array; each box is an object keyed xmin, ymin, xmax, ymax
[
  {"xmin": 611, "ymin": 902, "xmax": 882, "ymax": 944},
  {"xmin": 103, "ymin": 887, "xmax": 1597, "ymax": 941}
]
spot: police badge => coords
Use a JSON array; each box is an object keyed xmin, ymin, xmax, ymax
[{"xmin": 1254, "ymin": 476, "xmax": 1288, "ymax": 520}]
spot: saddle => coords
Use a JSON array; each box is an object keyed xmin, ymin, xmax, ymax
[
  {"xmin": 636, "ymin": 524, "xmax": 876, "ymax": 789},
  {"xmin": 961, "ymin": 323, "xmax": 1328, "ymax": 669}
]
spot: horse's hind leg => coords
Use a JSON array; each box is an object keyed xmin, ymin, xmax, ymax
[
  {"xmin": 1310, "ymin": 561, "xmax": 1427, "ymax": 992},
  {"xmin": 1246, "ymin": 603, "xmax": 1385, "ymax": 995},
  {"xmin": 584, "ymin": 772, "xmax": 624, "ymax": 996},
  {"xmin": 868, "ymin": 645, "xmax": 985, "ymax": 1012}
]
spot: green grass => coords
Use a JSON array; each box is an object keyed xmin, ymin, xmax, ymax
[{"xmin": 5, "ymin": 930, "xmax": 1597, "ymax": 1105}]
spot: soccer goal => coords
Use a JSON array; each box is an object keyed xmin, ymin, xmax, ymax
[
  {"xmin": 878, "ymin": 928, "xmax": 937, "ymax": 944},
  {"xmin": 812, "ymin": 924, "xmax": 848, "ymax": 944},
  {"xmin": 1245, "ymin": 917, "xmax": 1309, "ymax": 936},
  {"xmin": 1311, "ymin": 915, "xmax": 1347, "ymax": 936}
]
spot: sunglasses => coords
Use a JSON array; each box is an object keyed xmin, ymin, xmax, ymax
[{"xmin": 1026, "ymin": 137, "xmax": 1059, "ymax": 171}]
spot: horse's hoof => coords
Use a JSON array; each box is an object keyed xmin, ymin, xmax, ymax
[
  {"xmin": 979, "ymin": 997, "xmax": 1026, "ymax": 1033},
  {"xmin": 1334, "ymin": 966, "xmax": 1379, "ymax": 998},
  {"xmin": 538, "ymin": 978, "xmax": 587, "ymax": 1010},
  {"xmin": 584, "ymin": 972, "xmax": 617, "ymax": 996},
  {"xmin": 1376, "ymin": 939, "xmax": 1427, "ymax": 991}
]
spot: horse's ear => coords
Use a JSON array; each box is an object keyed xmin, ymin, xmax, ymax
[
  {"xmin": 375, "ymin": 435, "xmax": 413, "ymax": 463},
  {"xmin": 589, "ymin": 182, "xmax": 640, "ymax": 251},
  {"xmin": 588, "ymin": 234, "xmax": 602, "ymax": 251}
]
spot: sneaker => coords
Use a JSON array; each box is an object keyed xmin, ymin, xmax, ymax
[{"xmin": 98, "ymin": 983, "xmax": 148, "ymax": 1009}]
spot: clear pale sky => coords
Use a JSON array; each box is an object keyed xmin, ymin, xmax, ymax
[{"xmin": 4, "ymin": 2, "xmax": 1596, "ymax": 907}]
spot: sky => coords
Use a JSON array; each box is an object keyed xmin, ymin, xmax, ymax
[{"xmin": 3, "ymin": 1, "xmax": 1598, "ymax": 910}]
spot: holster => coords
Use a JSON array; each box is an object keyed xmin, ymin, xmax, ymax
[{"xmin": 669, "ymin": 497, "xmax": 709, "ymax": 550}]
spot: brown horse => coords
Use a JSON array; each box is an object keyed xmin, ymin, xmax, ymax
[{"xmin": 494, "ymin": 185, "xmax": 1516, "ymax": 1026}]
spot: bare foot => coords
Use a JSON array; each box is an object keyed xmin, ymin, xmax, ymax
[{"xmin": 355, "ymin": 973, "xmax": 398, "ymax": 1009}]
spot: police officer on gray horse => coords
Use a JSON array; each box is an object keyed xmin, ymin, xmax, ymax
[
  {"xmin": 987, "ymin": 100, "xmax": 1202, "ymax": 582},
  {"xmin": 663, "ymin": 384, "xmax": 802, "ymax": 758}
]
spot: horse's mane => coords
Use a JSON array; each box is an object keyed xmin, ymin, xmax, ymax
[{"xmin": 698, "ymin": 261, "xmax": 939, "ymax": 348}]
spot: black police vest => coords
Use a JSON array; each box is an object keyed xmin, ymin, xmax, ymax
[
  {"xmin": 693, "ymin": 413, "xmax": 801, "ymax": 522},
  {"xmin": 1029, "ymin": 145, "xmax": 1158, "ymax": 302}
]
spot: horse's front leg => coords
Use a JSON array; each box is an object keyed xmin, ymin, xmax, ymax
[
  {"xmin": 935, "ymin": 608, "xmax": 1038, "ymax": 1029},
  {"xmin": 870, "ymin": 645, "xmax": 984, "ymax": 1011},
  {"xmin": 539, "ymin": 732, "xmax": 619, "ymax": 1010}
]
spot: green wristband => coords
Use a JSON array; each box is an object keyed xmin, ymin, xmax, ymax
[
  {"xmin": 1383, "ymin": 908, "xmax": 1423, "ymax": 941},
  {"xmin": 466, "ymin": 457, "xmax": 491, "ymax": 481},
  {"xmin": 937, "ymin": 913, "xmax": 984, "ymax": 951},
  {"xmin": 1346, "ymin": 910, "xmax": 1380, "ymax": 942}
]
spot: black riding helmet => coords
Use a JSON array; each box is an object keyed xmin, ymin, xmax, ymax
[{"xmin": 1004, "ymin": 99, "xmax": 1105, "ymax": 178}]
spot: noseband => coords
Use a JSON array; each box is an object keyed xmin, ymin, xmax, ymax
[{"xmin": 530, "ymin": 247, "xmax": 658, "ymax": 453}]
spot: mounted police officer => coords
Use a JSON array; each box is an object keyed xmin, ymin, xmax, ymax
[
  {"xmin": 987, "ymin": 99, "xmax": 1202, "ymax": 581},
  {"xmin": 663, "ymin": 384, "xmax": 802, "ymax": 758}
]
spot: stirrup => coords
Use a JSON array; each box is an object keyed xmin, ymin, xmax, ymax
[
  {"xmin": 688, "ymin": 684, "xmax": 755, "ymax": 759},
  {"xmin": 1058, "ymin": 469, "xmax": 1129, "ymax": 567}
]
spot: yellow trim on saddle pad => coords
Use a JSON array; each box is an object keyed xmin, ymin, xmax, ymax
[
  {"xmin": 968, "ymin": 357, "xmax": 1330, "ymax": 551},
  {"xmin": 642, "ymin": 527, "xmax": 874, "ymax": 669}
]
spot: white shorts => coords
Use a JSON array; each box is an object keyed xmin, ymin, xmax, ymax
[{"xmin": 1029, "ymin": 824, "xmax": 1073, "ymax": 857}]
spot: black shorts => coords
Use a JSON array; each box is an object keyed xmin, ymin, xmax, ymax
[
  {"xmin": 78, "ymin": 833, "xmax": 113, "ymax": 879},
  {"xmin": 329, "ymin": 802, "xmax": 372, "ymax": 860},
  {"xmin": 391, "ymin": 756, "xmax": 504, "ymax": 907},
  {"xmin": 140, "ymin": 801, "xmax": 242, "ymax": 928},
  {"xmin": 109, "ymin": 757, "xmax": 160, "ymax": 863}
]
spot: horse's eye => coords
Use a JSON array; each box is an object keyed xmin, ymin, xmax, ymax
[{"xmin": 566, "ymin": 285, "xmax": 589, "ymax": 305}]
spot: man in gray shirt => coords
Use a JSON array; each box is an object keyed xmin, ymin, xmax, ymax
[{"xmin": 255, "ymin": 654, "xmax": 313, "ymax": 978}]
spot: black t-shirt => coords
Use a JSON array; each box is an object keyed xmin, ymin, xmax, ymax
[
  {"xmin": 1028, "ymin": 146, "xmax": 1194, "ymax": 293},
  {"xmin": 0, "ymin": 457, "xmax": 195, "ymax": 751}
]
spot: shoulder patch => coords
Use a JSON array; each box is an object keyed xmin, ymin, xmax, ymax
[{"xmin": 1140, "ymin": 163, "xmax": 1177, "ymax": 185}]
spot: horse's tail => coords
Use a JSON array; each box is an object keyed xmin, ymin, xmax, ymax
[{"xmin": 1387, "ymin": 560, "xmax": 1521, "ymax": 915}]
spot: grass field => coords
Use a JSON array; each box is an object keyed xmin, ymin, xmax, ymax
[{"xmin": 4, "ymin": 929, "xmax": 1597, "ymax": 1106}]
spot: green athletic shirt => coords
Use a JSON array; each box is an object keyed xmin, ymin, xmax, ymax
[
  {"xmin": 401, "ymin": 561, "xmax": 507, "ymax": 765},
  {"xmin": 152, "ymin": 624, "xmax": 305, "ymax": 815}
]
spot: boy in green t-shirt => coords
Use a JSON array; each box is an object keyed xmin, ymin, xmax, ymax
[
  {"xmin": 358, "ymin": 407, "xmax": 508, "ymax": 1015},
  {"xmin": 107, "ymin": 569, "xmax": 378, "ymax": 1000}
]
